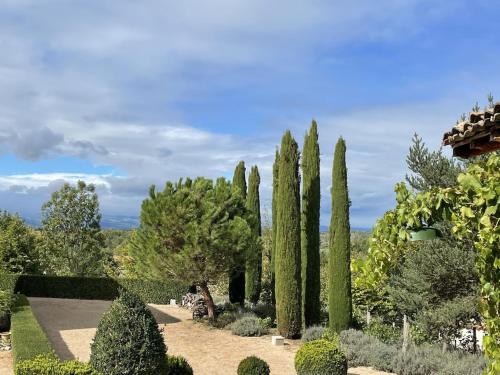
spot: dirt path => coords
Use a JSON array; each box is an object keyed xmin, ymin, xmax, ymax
[{"xmin": 28, "ymin": 297, "xmax": 393, "ymax": 375}]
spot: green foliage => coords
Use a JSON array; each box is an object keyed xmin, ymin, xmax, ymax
[
  {"xmin": 11, "ymin": 295, "xmax": 53, "ymax": 365},
  {"xmin": 387, "ymin": 233, "xmax": 479, "ymax": 343},
  {"xmin": 130, "ymin": 177, "xmax": 254, "ymax": 318},
  {"xmin": 40, "ymin": 181, "xmax": 106, "ymax": 276},
  {"xmin": 365, "ymin": 321, "xmax": 401, "ymax": 345},
  {"xmin": 230, "ymin": 161, "xmax": 247, "ymax": 305},
  {"xmin": 340, "ymin": 328, "xmax": 487, "ymax": 374},
  {"xmin": 275, "ymin": 130, "xmax": 302, "ymax": 338},
  {"xmin": 339, "ymin": 329, "xmax": 397, "ymax": 372},
  {"xmin": 405, "ymin": 133, "xmax": 464, "ymax": 192},
  {"xmin": 245, "ymin": 165, "xmax": 262, "ymax": 304},
  {"xmin": 90, "ymin": 290, "xmax": 166, "ymax": 375},
  {"xmin": 237, "ymin": 356, "xmax": 270, "ymax": 375},
  {"xmin": 12, "ymin": 274, "xmax": 187, "ymax": 303},
  {"xmin": 302, "ymin": 325, "xmax": 325, "ymax": 342},
  {"xmin": 392, "ymin": 345, "xmax": 487, "ymax": 375},
  {"xmin": 329, "ymin": 137, "xmax": 352, "ymax": 332},
  {"xmin": 271, "ymin": 149, "xmax": 279, "ymax": 305},
  {"xmin": 295, "ymin": 339, "xmax": 348, "ymax": 375},
  {"xmin": 16, "ymin": 354, "xmax": 99, "ymax": 375},
  {"xmin": 164, "ymin": 355, "xmax": 193, "ymax": 375},
  {"xmin": 230, "ymin": 315, "xmax": 269, "ymax": 336},
  {"xmin": 355, "ymin": 154, "xmax": 499, "ymax": 374},
  {"xmin": 0, "ymin": 211, "xmax": 39, "ymax": 274},
  {"xmin": 301, "ymin": 120, "xmax": 321, "ymax": 327},
  {"xmin": 209, "ymin": 311, "xmax": 237, "ymax": 329}
]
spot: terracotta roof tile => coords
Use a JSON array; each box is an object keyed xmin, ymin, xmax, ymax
[{"xmin": 443, "ymin": 102, "xmax": 500, "ymax": 146}]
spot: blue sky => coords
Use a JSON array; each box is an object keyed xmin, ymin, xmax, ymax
[{"xmin": 0, "ymin": 0, "xmax": 499, "ymax": 228}]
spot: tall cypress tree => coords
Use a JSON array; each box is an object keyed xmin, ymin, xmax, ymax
[
  {"xmin": 245, "ymin": 165, "xmax": 262, "ymax": 303},
  {"xmin": 229, "ymin": 161, "xmax": 246, "ymax": 304},
  {"xmin": 301, "ymin": 120, "xmax": 321, "ymax": 327},
  {"xmin": 329, "ymin": 137, "xmax": 352, "ymax": 332},
  {"xmin": 275, "ymin": 131, "xmax": 302, "ymax": 338},
  {"xmin": 271, "ymin": 149, "xmax": 279, "ymax": 305}
]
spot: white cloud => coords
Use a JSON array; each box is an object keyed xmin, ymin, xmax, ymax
[{"xmin": 0, "ymin": 0, "xmax": 491, "ymax": 228}]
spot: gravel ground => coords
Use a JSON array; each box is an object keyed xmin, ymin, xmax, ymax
[{"xmin": 26, "ymin": 297, "xmax": 394, "ymax": 375}]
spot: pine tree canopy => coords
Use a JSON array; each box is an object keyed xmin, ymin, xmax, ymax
[{"xmin": 130, "ymin": 177, "xmax": 255, "ymax": 317}]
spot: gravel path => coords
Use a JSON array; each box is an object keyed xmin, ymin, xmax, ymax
[{"xmin": 28, "ymin": 297, "xmax": 394, "ymax": 375}]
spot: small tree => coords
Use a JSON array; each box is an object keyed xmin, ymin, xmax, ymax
[
  {"xmin": 275, "ymin": 130, "xmax": 302, "ymax": 338},
  {"xmin": 40, "ymin": 181, "xmax": 105, "ymax": 276},
  {"xmin": 245, "ymin": 166, "xmax": 262, "ymax": 304},
  {"xmin": 130, "ymin": 177, "xmax": 254, "ymax": 318},
  {"xmin": 329, "ymin": 138, "xmax": 352, "ymax": 333},
  {"xmin": 229, "ymin": 161, "xmax": 247, "ymax": 304}
]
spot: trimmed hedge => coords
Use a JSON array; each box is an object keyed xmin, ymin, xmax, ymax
[
  {"xmin": 16, "ymin": 354, "xmax": 99, "ymax": 375},
  {"xmin": 8, "ymin": 274, "xmax": 187, "ymax": 304},
  {"xmin": 11, "ymin": 295, "xmax": 53, "ymax": 366}
]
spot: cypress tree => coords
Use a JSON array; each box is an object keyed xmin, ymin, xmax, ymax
[
  {"xmin": 301, "ymin": 120, "xmax": 321, "ymax": 327},
  {"xmin": 328, "ymin": 137, "xmax": 352, "ymax": 332},
  {"xmin": 245, "ymin": 165, "xmax": 262, "ymax": 303},
  {"xmin": 271, "ymin": 149, "xmax": 279, "ymax": 305},
  {"xmin": 229, "ymin": 161, "xmax": 246, "ymax": 304},
  {"xmin": 275, "ymin": 131, "xmax": 302, "ymax": 338}
]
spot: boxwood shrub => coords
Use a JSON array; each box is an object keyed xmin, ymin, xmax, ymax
[
  {"xmin": 90, "ymin": 290, "xmax": 167, "ymax": 375},
  {"xmin": 16, "ymin": 354, "xmax": 99, "ymax": 375},
  {"xmin": 164, "ymin": 354, "xmax": 193, "ymax": 375},
  {"xmin": 237, "ymin": 356, "xmax": 270, "ymax": 375},
  {"xmin": 295, "ymin": 339, "xmax": 348, "ymax": 375},
  {"xmin": 11, "ymin": 295, "xmax": 53, "ymax": 366}
]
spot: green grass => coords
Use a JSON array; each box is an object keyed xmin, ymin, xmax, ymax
[{"xmin": 11, "ymin": 295, "xmax": 53, "ymax": 366}]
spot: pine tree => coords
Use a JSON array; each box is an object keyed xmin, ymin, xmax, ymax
[
  {"xmin": 271, "ymin": 149, "xmax": 279, "ymax": 305},
  {"xmin": 245, "ymin": 166, "xmax": 262, "ymax": 303},
  {"xmin": 301, "ymin": 120, "xmax": 321, "ymax": 327},
  {"xmin": 275, "ymin": 131, "xmax": 302, "ymax": 338},
  {"xmin": 229, "ymin": 161, "xmax": 247, "ymax": 304},
  {"xmin": 329, "ymin": 137, "xmax": 352, "ymax": 332}
]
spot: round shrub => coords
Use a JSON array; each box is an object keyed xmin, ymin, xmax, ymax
[
  {"xmin": 90, "ymin": 290, "xmax": 166, "ymax": 375},
  {"xmin": 209, "ymin": 311, "xmax": 237, "ymax": 329},
  {"xmin": 295, "ymin": 339, "xmax": 348, "ymax": 375},
  {"xmin": 302, "ymin": 325, "xmax": 325, "ymax": 342},
  {"xmin": 230, "ymin": 316, "xmax": 268, "ymax": 337},
  {"xmin": 165, "ymin": 354, "xmax": 193, "ymax": 375},
  {"xmin": 237, "ymin": 356, "xmax": 270, "ymax": 375}
]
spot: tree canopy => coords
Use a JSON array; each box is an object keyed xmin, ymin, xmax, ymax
[
  {"xmin": 40, "ymin": 181, "xmax": 105, "ymax": 276},
  {"xmin": 0, "ymin": 211, "xmax": 39, "ymax": 274},
  {"xmin": 130, "ymin": 177, "xmax": 255, "ymax": 318}
]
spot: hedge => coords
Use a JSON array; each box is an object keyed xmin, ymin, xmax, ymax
[
  {"xmin": 2, "ymin": 274, "xmax": 188, "ymax": 304},
  {"xmin": 11, "ymin": 295, "xmax": 53, "ymax": 366}
]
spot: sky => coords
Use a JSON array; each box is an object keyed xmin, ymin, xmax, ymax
[{"xmin": 1, "ymin": 0, "xmax": 499, "ymax": 229}]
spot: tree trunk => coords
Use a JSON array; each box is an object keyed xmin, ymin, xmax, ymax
[{"xmin": 199, "ymin": 283, "xmax": 216, "ymax": 319}]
